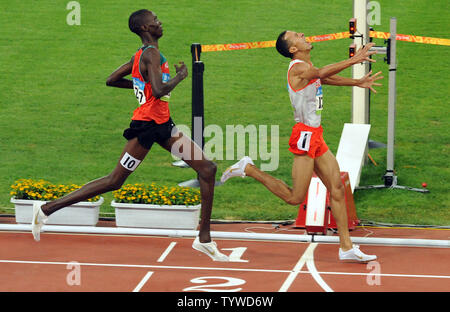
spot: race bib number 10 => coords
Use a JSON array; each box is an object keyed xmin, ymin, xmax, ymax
[
  {"xmin": 120, "ymin": 152, "xmax": 142, "ymax": 171},
  {"xmin": 133, "ymin": 78, "xmax": 147, "ymax": 105}
]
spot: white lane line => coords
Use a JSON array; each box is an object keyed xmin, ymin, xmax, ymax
[
  {"xmin": 0, "ymin": 259, "xmax": 290, "ymax": 274},
  {"xmin": 306, "ymin": 255, "xmax": 333, "ymax": 292},
  {"xmin": 279, "ymin": 243, "xmax": 318, "ymax": 292},
  {"xmin": 0, "ymin": 259, "xmax": 449, "ymax": 280},
  {"xmin": 133, "ymin": 271, "xmax": 153, "ymax": 292},
  {"xmin": 157, "ymin": 242, "xmax": 177, "ymax": 262},
  {"xmin": 312, "ymin": 271, "xmax": 450, "ymax": 279}
]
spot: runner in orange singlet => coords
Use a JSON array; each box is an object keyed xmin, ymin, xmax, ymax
[{"xmin": 31, "ymin": 9, "xmax": 228, "ymax": 261}]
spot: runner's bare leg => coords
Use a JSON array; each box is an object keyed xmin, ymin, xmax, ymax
[
  {"xmin": 314, "ymin": 150, "xmax": 352, "ymax": 251},
  {"xmin": 41, "ymin": 138, "xmax": 149, "ymax": 216},
  {"xmin": 162, "ymin": 132, "xmax": 216, "ymax": 243},
  {"xmin": 244, "ymin": 154, "xmax": 314, "ymax": 205}
]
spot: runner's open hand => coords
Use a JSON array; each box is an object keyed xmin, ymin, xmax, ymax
[
  {"xmin": 351, "ymin": 42, "xmax": 377, "ymax": 64},
  {"xmin": 175, "ymin": 62, "xmax": 188, "ymax": 80},
  {"xmin": 358, "ymin": 70, "xmax": 383, "ymax": 93}
]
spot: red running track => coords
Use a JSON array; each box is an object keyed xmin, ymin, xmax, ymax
[{"xmin": 0, "ymin": 221, "xmax": 449, "ymax": 292}]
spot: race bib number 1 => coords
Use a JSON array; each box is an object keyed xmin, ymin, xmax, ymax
[
  {"xmin": 297, "ymin": 131, "xmax": 312, "ymax": 151},
  {"xmin": 315, "ymin": 85, "xmax": 323, "ymax": 115},
  {"xmin": 133, "ymin": 78, "xmax": 147, "ymax": 105}
]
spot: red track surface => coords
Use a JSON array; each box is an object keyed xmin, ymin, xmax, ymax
[{"xmin": 0, "ymin": 219, "xmax": 449, "ymax": 292}]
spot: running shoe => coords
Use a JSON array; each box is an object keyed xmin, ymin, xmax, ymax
[
  {"xmin": 31, "ymin": 201, "xmax": 48, "ymax": 242},
  {"xmin": 220, "ymin": 156, "xmax": 254, "ymax": 183},
  {"xmin": 339, "ymin": 244, "xmax": 377, "ymax": 263},
  {"xmin": 192, "ymin": 237, "xmax": 229, "ymax": 261}
]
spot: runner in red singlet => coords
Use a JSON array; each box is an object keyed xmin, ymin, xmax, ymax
[
  {"xmin": 130, "ymin": 45, "xmax": 171, "ymax": 123},
  {"xmin": 31, "ymin": 9, "xmax": 228, "ymax": 261}
]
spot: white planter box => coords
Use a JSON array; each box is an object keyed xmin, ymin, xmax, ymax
[
  {"xmin": 11, "ymin": 197, "xmax": 103, "ymax": 226},
  {"xmin": 111, "ymin": 201, "xmax": 201, "ymax": 229}
]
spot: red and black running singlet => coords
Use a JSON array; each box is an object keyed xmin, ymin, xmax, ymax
[{"xmin": 131, "ymin": 45, "xmax": 171, "ymax": 123}]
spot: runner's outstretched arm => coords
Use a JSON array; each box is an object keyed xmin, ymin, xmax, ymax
[
  {"xmin": 322, "ymin": 70, "xmax": 383, "ymax": 93},
  {"xmin": 293, "ymin": 42, "xmax": 377, "ymax": 81}
]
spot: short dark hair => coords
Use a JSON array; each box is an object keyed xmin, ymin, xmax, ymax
[
  {"xmin": 129, "ymin": 9, "xmax": 150, "ymax": 35},
  {"xmin": 276, "ymin": 31, "xmax": 292, "ymax": 58}
]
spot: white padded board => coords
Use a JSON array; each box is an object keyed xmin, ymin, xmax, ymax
[
  {"xmin": 305, "ymin": 177, "xmax": 328, "ymax": 227},
  {"xmin": 335, "ymin": 123, "xmax": 371, "ymax": 193}
]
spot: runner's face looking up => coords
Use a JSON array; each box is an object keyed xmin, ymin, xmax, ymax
[
  {"xmin": 130, "ymin": 10, "xmax": 163, "ymax": 39},
  {"xmin": 284, "ymin": 31, "xmax": 313, "ymax": 54},
  {"xmin": 143, "ymin": 11, "xmax": 163, "ymax": 39}
]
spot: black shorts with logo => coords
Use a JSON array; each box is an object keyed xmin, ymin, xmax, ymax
[{"xmin": 123, "ymin": 118, "xmax": 177, "ymax": 150}]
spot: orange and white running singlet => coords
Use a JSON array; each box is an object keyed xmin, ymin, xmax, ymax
[
  {"xmin": 131, "ymin": 45, "xmax": 171, "ymax": 123},
  {"xmin": 287, "ymin": 59, "xmax": 328, "ymax": 158}
]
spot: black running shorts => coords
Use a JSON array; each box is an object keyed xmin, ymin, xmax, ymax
[{"xmin": 123, "ymin": 118, "xmax": 177, "ymax": 150}]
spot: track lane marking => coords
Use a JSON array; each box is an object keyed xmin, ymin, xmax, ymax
[
  {"xmin": 0, "ymin": 259, "xmax": 290, "ymax": 273},
  {"xmin": 279, "ymin": 243, "xmax": 317, "ymax": 292},
  {"xmin": 133, "ymin": 271, "xmax": 153, "ymax": 292},
  {"xmin": 0, "ymin": 259, "xmax": 448, "ymax": 280},
  {"xmin": 157, "ymin": 242, "xmax": 177, "ymax": 262},
  {"xmin": 306, "ymin": 251, "xmax": 333, "ymax": 292},
  {"xmin": 310, "ymin": 271, "xmax": 450, "ymax": 279}
]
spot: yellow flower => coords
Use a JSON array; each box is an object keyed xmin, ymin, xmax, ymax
[{"xmin": 109, "ymin": 183, "xmax": 200, "ymax": 205}]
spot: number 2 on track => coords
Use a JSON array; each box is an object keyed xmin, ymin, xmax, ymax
[{"xmin": 183, "ymin": 276, "xmax": 246, "ymax": 292}]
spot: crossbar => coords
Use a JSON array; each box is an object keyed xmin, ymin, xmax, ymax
[{"xmin": 0, "ymin": 224, "xmax": 448, "ymax": 248}]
